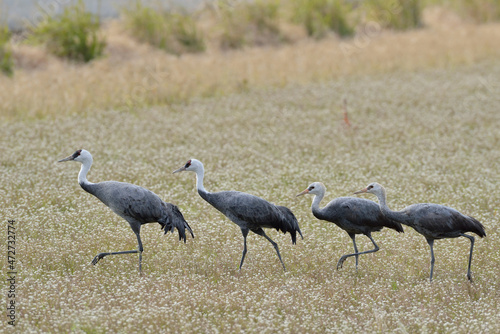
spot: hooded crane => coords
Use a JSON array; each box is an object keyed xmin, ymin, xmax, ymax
[
  {"xmin": 355, "ymin": 182, "xmax": 486, "ymax": 281},
  {"xmin": 297, "ymin": 182, "xmax": 403, "ymax": 270},
  {"xmin": 173, "ymin": 159, "xmax": 302, "ymax": 271},
  {"xmin": 59, "ymin": 149, "xmax": 194, "ymax": 272}
]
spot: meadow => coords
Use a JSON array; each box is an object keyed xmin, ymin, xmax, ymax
[{"xmin": 1, "ymin": 5, "xmax": 500, "ymax": 334}]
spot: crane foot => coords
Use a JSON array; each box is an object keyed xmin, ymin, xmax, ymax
[
  {"xmin": 336, "ymin": 256, "xmax": 347, "ymax": 270},
  {"xmin": 91, "ymin": 253, "xmax": 107, "ymax": 265}
]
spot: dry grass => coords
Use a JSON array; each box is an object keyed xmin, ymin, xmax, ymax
[
  {"xmin": 1, "ymin": 54, "xmax": 500, "ymax": 332},
  {"xmin": 1, "ymin": 5, "xmax": 500, "ymax": 333},
  {"xmin": 2, "ymin": 7, "xmax": 500, "ymax": 120}
]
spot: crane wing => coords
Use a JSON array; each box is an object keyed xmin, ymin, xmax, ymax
[
  {"xmin": 201, "ymin": 190, "xmax": 302, "ymax": 240},
  {"xmin": 86, "ymin": 181, "xmax": 164, "ymax": 223},
  {"xmin": 403, "ymin": 204, "xmax": 486, "ymax": 237}
]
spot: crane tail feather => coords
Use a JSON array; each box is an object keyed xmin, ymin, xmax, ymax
[
  {"xmin": 159, "ymin": 203, "xmax": 194, "ymax": 243},
  {"xmin": 276, "ymin": 206, "xmax": 303, "ymax": 244},
  {"xmin": 463, "ymin": 215, "xmax": 486, "ymax": 238}
]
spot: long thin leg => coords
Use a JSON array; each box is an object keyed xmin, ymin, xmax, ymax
[
  {"xmin": 91, "ymin": 250, "xmax": 139, "ymax": 265},
  {"xmin": 135, "ymin": 231, "xmax": 144, "ymax": 273},
  {"xmin": 337, "ymin": 233, "xmax": 379, "ymax": 270},
  {"xmin": 351, "ymin": 234, "xmax": 360, "ymax": 269},
  {"xmin": 252, "ymin": 228, "xmax": 286, "ymax": 271},
  {"xmin": 239, "ymin": 228, "xmax": 249, "ymax": 270},
  {"xmin": 92, "ymin": 228, "xmax": 144, "ymax": 273},
  {"xmin": 460, "ymin": 234, "xmax": 475, "ymax": 281},
  {"xmin": 426, "ymin": 238, "xmax": 435, "ymax": 282}
]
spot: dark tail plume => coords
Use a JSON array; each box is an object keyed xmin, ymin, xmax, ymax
[
  {"xmin": 276, "ymin": 206, "xmax": 303, "ymax": 244},
  {"xmin": 159, "ymin": 203, "xmax": 194, "ymax": 242},
  {"xmin": 465, "ymin": 215, "xmax": 486, "ymax": 238}
]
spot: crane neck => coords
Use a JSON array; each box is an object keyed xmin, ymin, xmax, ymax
[
  {"xmin": 375, "ymin": 187, "xmax": 388, "ymax": 208},
  {"xmin": 373, "ymin": 188, "xmax": 405, "ymax": 223},
  {"xmin": 194, "ymin": 166, "xmax": 206, "ymax": 193},
  {"xmin": 78, "ymin": 158, "xmax": 94, "ymax": 187},
  {"xmin": 311, "ymin": 192, "xmax": 325, "ymax": 212}
]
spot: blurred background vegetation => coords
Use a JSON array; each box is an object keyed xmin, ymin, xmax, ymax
[
  {"xmin": 2, "ymin": 0, "xmax": 499, "ymax": 71},
  {"xmin": 0, "ymin": 25, "xmax": 13, "ymax": 76},
  {"xmin": 1, "ymin": 0, "xmax": 499, "ymax": 120}
]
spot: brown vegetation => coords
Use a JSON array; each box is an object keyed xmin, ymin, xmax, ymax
[{"xmin": 1, "ymin": 7, "xmax": 500, "ymax": 120}]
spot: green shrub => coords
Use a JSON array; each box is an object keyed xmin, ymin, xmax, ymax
[
  {"xmin": 219, "ymin": 0, "xmax": 285, "ymax": 49},
  {"xmin": 219, "ymin": 6, "xmax": 247, "ymax": 49},
  {"xmin": 366, "ymin": 0, "xmax": 422, "ymax": 30},
  {"xmin": 0, "ymin": 25, "xmax": 13, "ymax": 76},
  {"xmin": 291, "ymin": 0, "xmax": 355, "ymax": 39},
  {"xmin": 29, "ymin": 0, "xmax": 105, "ymax": 62},
  {"xmin": 122, "ymin": 1, "xmax": 205, "ymax": 55}
]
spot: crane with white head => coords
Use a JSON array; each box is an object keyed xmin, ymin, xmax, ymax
[
  {"xmin": 355, "ymin": 182, "xmax": 486, "ymax": 281},
  {"xmin": 173, "ymin": 159, "xmax": 303, "ymax": 271},
  {"xmin": 59, "ymin": 149, "xmax": 194, "ymax": 273},
  {"xmin": 297, "ymin": 182, "xmax": 403, "ymax": 270}
]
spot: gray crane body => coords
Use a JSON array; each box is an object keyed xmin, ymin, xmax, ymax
[
  {"xmin": 382, "ymin": 203, "xmax": 485, "ymax": 240},
  {"xmin": 298, "ymin": 182, "xmax": 403, "ymax": 270},
  {"xmin": 198, "ymin": 189, "xmax": 302, "ymax": 244},
  {"xmin": 59, "ymin": 149, "xmax": 193, "ymax": 273},
  {"xmin": 311, "ymin": 196, "xmax": 403, "ymax": 236},
  {"xmin": 356, "ymin": 182, "xmax": 486, "ymax": 281},
  {"xmin": 81, "ymin": 180, "xmax": 189, "ymax": 238},
  {"xmin": 174, "ymin": 159, "xmax": 302, "ymax": 271}
]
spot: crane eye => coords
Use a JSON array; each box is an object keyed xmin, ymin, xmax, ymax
[
  {"xmin": 309, "ymin": 186, "xmax": 315, "ymax": 190},
  {"xmin": 368, "ymin": 185, "xmax": 373, "ymax": 190},
  {"xmin": 73, "ymin": 150, "xmax": 82, "ymax": 158},
  {"xmin": 185, "ymin": 160, "xmax": 191, "ymax": 168}
]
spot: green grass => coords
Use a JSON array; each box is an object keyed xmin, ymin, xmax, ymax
[
  {"xmin": 122, "ymin": 1, "xmax": 205, "ymax": 55},
  {"xmin": 367, "ymin": 0, "xmax": 422, "ymax": 30},
  {"xmin": 28, "ymin": 0, "xmax": 105, "ymax": 62},
  {"xmin": 218, "ymin": 0, "xmax": 286, "ymax": 49},
  {"xmin": 0, "ymin": 24, "xmax": 13, "ymax": 76},
  {"xmin": 1, "ymin": 60, "xmax": 499, "ymax": 332},
  {"xmin": 291, "ymin": 0, "xmax": 355, "ymax": 38}
]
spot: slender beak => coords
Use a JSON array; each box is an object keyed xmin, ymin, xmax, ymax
[
  {"xmin": 296, "ymin": 189, "xmax": 309, "ymax": 197},
  {"xmin": 58, "ymin": 155, "xmax": 74, "ymax": 163},
  {"xmin": 354, "ymin": 188, "xmax": 367, "ymax": 195},
  {"xmin": 172, "ymin": 166, "xmax": 186, "ymax": 174}
]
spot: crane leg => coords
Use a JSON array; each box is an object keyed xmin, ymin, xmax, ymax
[
  {"xmin": 352, "ymin": 234, "xmax": 360, "ymax": 269},
  {"xmin": 253, "ymin": 228, "xmax": 286, "ymax": 271},
  {"xmin": 91, "ymin": 229, "xmax": 144, "ymax": 274},
  {"xmin": 337, "ymin": 233, "xmax": 379, "ymax": 270},
  {"xmin": 239, "ymin": 228, "xmax": 249, "ymax": 270},
  {"xmin": 337, "ymin": 234, "xmax": 380, "ymax": 270},
  {"xmin": 460, "ymin": 234, "xmax": 475, "ymax": 281},
  {"xmin": 426, "ymin": 238, "xmax": 435, "ymax": 282},
  {"xmin": 91, "ymin": 250, "xmax": 139, "ymax": 265},
  {"xmin": 135, "ymin": 231, "xmax": 144, "ymax": 273}
]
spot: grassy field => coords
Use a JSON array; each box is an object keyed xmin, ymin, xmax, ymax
[
  {"xmin": 1, "ymin": 59, "xmax": 499, "ymax": 332},
  {"xmin": 1, "ymin": 6, "xmax": 500, "ymax": 334},
  {"xmin": 2, "ymin": 6, "xmax": 500, "ymax": 120}
]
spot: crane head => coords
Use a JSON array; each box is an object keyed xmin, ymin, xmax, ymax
[
  {"xmin": 354, "ymin": 182, "xmax": 382, "ymax": 195},
  {"xmin": 173, "ymin": 159, "xmax": 203, "ymax": 174},
  {"xmin": 296, "ymin": 182, "xmax": 325, "ymax": 197},
  {"xmin": 58, "ymin": 149, "xmax": 92, "ymax": 164}
]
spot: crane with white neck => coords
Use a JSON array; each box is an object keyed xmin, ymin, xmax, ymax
[
  {"xmin": 173, "ymin": 159, "xmax": 303, "ymax": 271},
  {"xmin": 58, "ymin": 149, "xmax": 194, "ymax": 273},
  {"xmin": 355, "ymin": 182, "xmax": 486, "ymax": 281},
  {"xmin": 297, "ymin": 182, "xmax": 404, "ymax": 270}
]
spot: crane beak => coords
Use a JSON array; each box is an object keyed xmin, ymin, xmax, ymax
[
  {"xmin": 58, "ymin": 155, "xmax": 74, "ymax": 163},
  {"xmin": 354, "ymin": 188, "xmax": 367, "ymax": 195},
  {"xmin": 172, "ymin": 166, "xmax": 186, "ymax": 174},
  {"xmin": 296, "ymin": 189, "xmax": 309, "ymax": 197}
]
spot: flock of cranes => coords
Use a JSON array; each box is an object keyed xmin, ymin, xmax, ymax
[{"xmin": 59, "ymin": 149, "xmax": 486, "ymax": 281}]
